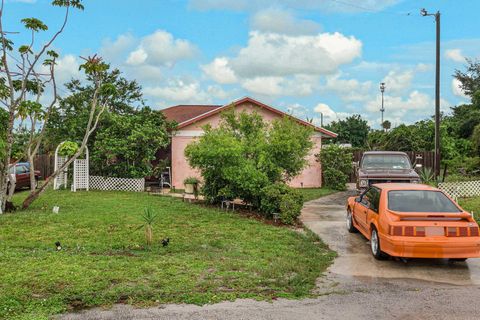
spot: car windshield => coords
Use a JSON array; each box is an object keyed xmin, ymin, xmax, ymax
[
  {"xmin": 388, "ymin": 190, "xmax": 461, "ymax": 213},
  {"xmin": 361, "ymin": 154, "xmax": 411, "ymax": 169}
]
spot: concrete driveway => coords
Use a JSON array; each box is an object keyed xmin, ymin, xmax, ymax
[{"xmin": 59, "ymin": 189, "xmax": 480, "ymax": 320}]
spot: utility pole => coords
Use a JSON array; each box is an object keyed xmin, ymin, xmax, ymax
[
  {"xmin": 380, "ymin": 82, "xmax": 385, "ymax": 130},
  {"xmin": 421, "ymin": 8, "xmax": 441, "ymax": 177}
]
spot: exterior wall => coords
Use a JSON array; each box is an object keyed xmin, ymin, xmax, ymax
[
  {"xmin": 171, "ymin": 101, "xmax": 324, "ymax": 189},
  {"xmin": 290, "ymin": 135, "xmax": 322, "ymax": 188},
  {"xmin": 171, "ymin": 136, "xmax": 201, "ymax": 189}
]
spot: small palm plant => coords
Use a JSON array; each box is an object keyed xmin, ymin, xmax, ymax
[
  {"xmin": 419, "ymin": 167, "xmax": 434, "ymax": 184},
  {"xmin": 138, "ymin": 207, "xmax": 157, "ymax": 246}
]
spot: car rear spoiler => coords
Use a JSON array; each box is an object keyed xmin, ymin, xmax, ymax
[{"xmin": 387, "ymin": 210, "xmax": 472, "ymax": 219}]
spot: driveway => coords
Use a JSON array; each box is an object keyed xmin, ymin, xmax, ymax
[{"xmin": 59, "ymin": 188, "xmax": 480, "ymax": 320}]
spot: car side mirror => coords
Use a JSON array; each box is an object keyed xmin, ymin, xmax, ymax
[{"xmin": 355, "ymin": 197, "xmax": 362, "ymax": 203}]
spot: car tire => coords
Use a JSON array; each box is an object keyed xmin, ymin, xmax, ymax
[
  {"xmin": 370, "ymin": 227, "xmax": 388, "ymax": 260},
  {"xmin": 449, "ymin": 258, "xmax": 467, "ymax": 262},
  {"xmin": 346, "ymin": 209, "xmax": 358, "ymax": 233}
]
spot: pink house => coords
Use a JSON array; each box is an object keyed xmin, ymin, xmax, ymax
[{"xmin": 161, "ymin": 97, "xmax": 337, "ymax": 189}]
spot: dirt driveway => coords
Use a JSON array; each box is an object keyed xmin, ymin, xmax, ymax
[{"xmin": 59, "ymin": 189, "xmax": 480, "ymax": 320}]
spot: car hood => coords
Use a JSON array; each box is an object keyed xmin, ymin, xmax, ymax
[{"xmin": 358, "ymin": 168, "xmax": 419, "ymax": 179}]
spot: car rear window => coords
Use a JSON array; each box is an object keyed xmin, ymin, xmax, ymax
[{"xmin": 388, "ymin": 190, "xmax": 461, "ymax": 213}]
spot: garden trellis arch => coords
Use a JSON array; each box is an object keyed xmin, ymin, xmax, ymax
[{"xmin": 53, "ymin": 142, "xmax": 89, "ymax": 192}]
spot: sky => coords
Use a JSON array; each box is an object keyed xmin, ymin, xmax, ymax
[{"xmin": 5, "ymin": 0, "xmax": 480, "ymax": 128}]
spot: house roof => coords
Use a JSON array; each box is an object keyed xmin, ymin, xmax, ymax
[
  {"xmin": 161, "ymin": 105, "xmax": 221, "ymax": 124},
  {"xmin": 163, "ymin": 97, "xmax": 337, "ymax": 138}
]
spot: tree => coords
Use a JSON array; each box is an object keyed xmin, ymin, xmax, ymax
[
  {"xmin": 324, "ymin": 114, "xmax": 370, "ymax": 148},
  {"xmin": 21, "ymin": 55, "xmax": 116, "ymax": 209},
  {"xmin": 382, "ymin": 120, "xmax": 391, "ymax": 131},
  {"xmin": 0, "ymin": 0, "xmax": 85, "ymax": 211},
  {"xmin": 90, "ymin": 107, "xmax": 171, "ymax": 178},
  {"xmin": 43, "ymin": 69, "xmax": 145, "ymax": 153},
  {"xmin": 454, "ymin": 59, "xmax": 480, "ymax": 97},
  {"xmin": 316, "ymin": 145, "xmax": 352, "ymax": 190},
  {"xmin": 185, "ymin": 109, "xmax": 313, "ymax": 206}
]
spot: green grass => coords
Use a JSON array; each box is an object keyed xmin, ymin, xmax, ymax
[
  {"xmin": 459, "ymin": 196, "xmax": 480, "ymax": 223},
  {"xmin": 0, "ymin": 190, "xmax": 335, "ymax": 319},
  {"xmin": 297, "ymin": 188, "xmax": 337, "ymax": 202}
]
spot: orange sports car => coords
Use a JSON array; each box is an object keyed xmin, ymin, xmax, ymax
[{"xmin": 346, "ymin": 183, "xmax": 480, "ymax": 260}]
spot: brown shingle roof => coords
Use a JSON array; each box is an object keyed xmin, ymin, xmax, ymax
[{"xmin": 161, "ymin": 105, "xmax": 221, "ymax": 124}]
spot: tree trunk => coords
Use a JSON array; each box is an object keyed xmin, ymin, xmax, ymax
[{"xmin": 0, "ymin": 105, "xmax": 16, "ymax": 212}]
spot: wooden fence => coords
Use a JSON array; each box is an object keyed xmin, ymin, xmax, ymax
[
  {"xmin": 349, "ymin": 151, "xmax": 435, "ymax": 182},
  {"xmin": 33, "ymin": 154, "xmax": 54, "ymax": 179}
]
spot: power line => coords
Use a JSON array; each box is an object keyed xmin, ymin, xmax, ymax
[{"xmin": 328, "ymin": 0, "xmax": 414, "ymax": 16}]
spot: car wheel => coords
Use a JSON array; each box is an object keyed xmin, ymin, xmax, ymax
[
  {"xmin": 346, "ymin": 209, "xmax": 358, "ymax": 233},
  {"xmin": 370, "ymin": 227, "xmax": 387, "ymax": 260}
]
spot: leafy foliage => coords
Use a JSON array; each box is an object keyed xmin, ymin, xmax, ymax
[
  {"xmin": 185, "ymin": 109, "xmax": 313, "ymax": 224},
  {"xmin": 324, "ymin": 114, "xmax": 369, "ymax": 148},
  {"xmin": 138, "ymin": 207, "xmax": 157, "ymax": 246},
  {"xmin": 454, "ymin": 59, "xmax": 480, "ymax": 97},
  {"xmin": 260, "ymin": 183, "xmax": 304, "ymax": 224},
  {"xmin": 58, "ymin": 141, "xmax": 79, "ymax": 157},
  {"xmin": 90, "ymin": 107, "xmax": 170, "ymax": 178},
  {"xmin": 317, "ymin": 145, "xmax": 352, "ymax": 191}
]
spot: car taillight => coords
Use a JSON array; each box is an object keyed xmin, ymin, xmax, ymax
[
  {"xmin": 415, "ymin": 227, "xmax": 425, "ymax": 237},
  {"xmin": 471, "ymin": 227, "xmax": 479, "ymax": 237}
]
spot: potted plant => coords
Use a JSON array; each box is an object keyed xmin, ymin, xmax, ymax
[{"xmin": 184, "ymin": 177, "xmax": 200, "ymax": 194}]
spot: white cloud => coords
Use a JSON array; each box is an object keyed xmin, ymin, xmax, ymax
[
  {"xmin": 241, "ymin": 76, "xmax": 284, "ymax": 96},
  {"xmin": 201, "ymin": 57, "xmax": 237, "ymax": 84},
  {"xmin": 451, "ymin": 78, "xmax": 468, "ymax": 98},
  {"xmin": 251, "ymin": 8, "xmax": 320, "ymax": 35},
  {"xmin": 126, "ymin": 30, "xmax": 197, "ymax": 67},
  {"xmin": 100, "ymin": 33, "xmax": 136, "ymax": 63},
  {"xmin": 323, "ymin": 74, "xmax": 372, "ymax": 102},
  {"xmin": 229, "ymin": 31, "xmax": 362, "ymax": 78},
  {"xmin": 189, "ymin": 0, "xmax": 401, "ymax": 13},
  {"xmin": 445, "ymin": 49, "xmax": 464, "ymax": 63},
  {"xmin": 143, "ymin": 79, "xmax": 231, "ymax": 104},
  {"xmin": 240, "ymin": 75, "xmax": 318, "ymax": 97},
  {"xmin": 381, "ymin": 70, "xmax": 413, "ymax": 94}
]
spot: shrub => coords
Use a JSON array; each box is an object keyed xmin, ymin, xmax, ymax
[
  {"xmin": 323, "ymin": 168, "xmax": 348, "ymax": 191},
  {"xmin": 317, "ymin": 145, "xmax": 352, "ymax": 190},
  {"xmin": 58, "ymin": 141, "xmax": 79, "ymax": 157},
  {"xmin": 183, "ymin": 177, "xmax": 200, "ymax": 185},
  {"xmin": 260, "ymin": 183, "xmax": 304, "ymax": 225},
  {"xmin": 185, "ymin": 110, "xmax": 313, "ymax": 205}
]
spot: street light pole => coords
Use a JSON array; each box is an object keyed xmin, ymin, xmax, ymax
[
  {"xmin": 421, "ymin": 8, "xmax": 441, "ymax": 178},
  {"xmin": 380, "ymin": 82, "xmax": 385, "ymax": 131}
]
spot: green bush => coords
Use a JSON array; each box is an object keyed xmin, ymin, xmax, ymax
[
  {"xmin": 183, "ymin": 176, "xmax": 200, "ymax": 184},
  {"xmin": 323, "ymin": 168, "xmax": 348, "ymax": 191},
  {"xmin": 58, "ymin": 141, "xmax": 79, "ymax": 157},
  {"xmin": 260, "ymin": 183, "xmax": 304, "ymax": 225},
  {"xmin": 317, "ymin": 145, "xmax": 352, "ymax": 191}
]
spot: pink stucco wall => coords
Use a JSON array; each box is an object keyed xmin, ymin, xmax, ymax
[{"xmin": 171, "ymin": 102, "xmax": 323, "ymax": 189}]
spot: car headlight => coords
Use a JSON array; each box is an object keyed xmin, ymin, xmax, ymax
[{"xmin": 359, "ymin": 179, "xmax": 368, "ymax": 187}]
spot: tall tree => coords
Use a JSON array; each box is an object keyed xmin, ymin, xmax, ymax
[
  {"xmin": 325, "ymin": 114, "xmax": 370, "ymax": 148},
  {"xmin": 0, "ymin": 0, "xmax": 85, "ymax": 211},
  {"xmin": 454, "ymin": 59, "xmax": 480, "ymax": 97}
]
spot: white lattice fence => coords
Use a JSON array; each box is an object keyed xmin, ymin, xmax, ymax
[
  {"xmin": 89, "ymin": 176, "xmax": 145, "ymax": 192},
  {"xmin": 438, "ymin": 180, "xmax": 480, "ymax": 199}
]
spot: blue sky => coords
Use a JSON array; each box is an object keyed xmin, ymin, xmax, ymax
[{"xmin": 6, "ymin": 0, "xmax": 480, "ymax": 127}]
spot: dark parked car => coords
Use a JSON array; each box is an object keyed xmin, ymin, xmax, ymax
[
  {"xmin": 355, "ymin": 151, "xmax": 420, "ymax": 193},
  {"xmin": 8, "ymin": 163, "xmax": 41, "ymax": 190}
]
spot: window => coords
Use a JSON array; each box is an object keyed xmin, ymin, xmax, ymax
[
  {"xmin": 361, "ymin": 154, "xmax": 411, "ymax": 169},
  {"xmin": 388, "ymin": 190, "xmax": 461, "ymax": 213},
  {"xmin": 365, "ymin": 187, "xmax": 381, "ymax": 213},
  {"xmin": 15, "ymin": 165, "xmax": 27, "ymax": 174}
]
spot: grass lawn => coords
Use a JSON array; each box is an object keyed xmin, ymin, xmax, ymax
[
  {"xmin": 298, "ymin": 188, "xmax": 337, "ymax": 203},
  {"xmin": 459, "ymin": 196, "xmax": 480, "ymax": 223},
  {"xmin": 0, "ymin": 190, "xmax": 335, "ymax": 319}
]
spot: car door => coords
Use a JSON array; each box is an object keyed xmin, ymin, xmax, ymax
[
  {"xmin": 15, "ymin": 165, "xmax": 29, "ymax": 188},
  {"xmin": 354, "ymin": 188, "xmax": 372, "ymax": 232},
  {"xmin": 366, "ymin": 187, "xmax": 381, "ymax": 231}
]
